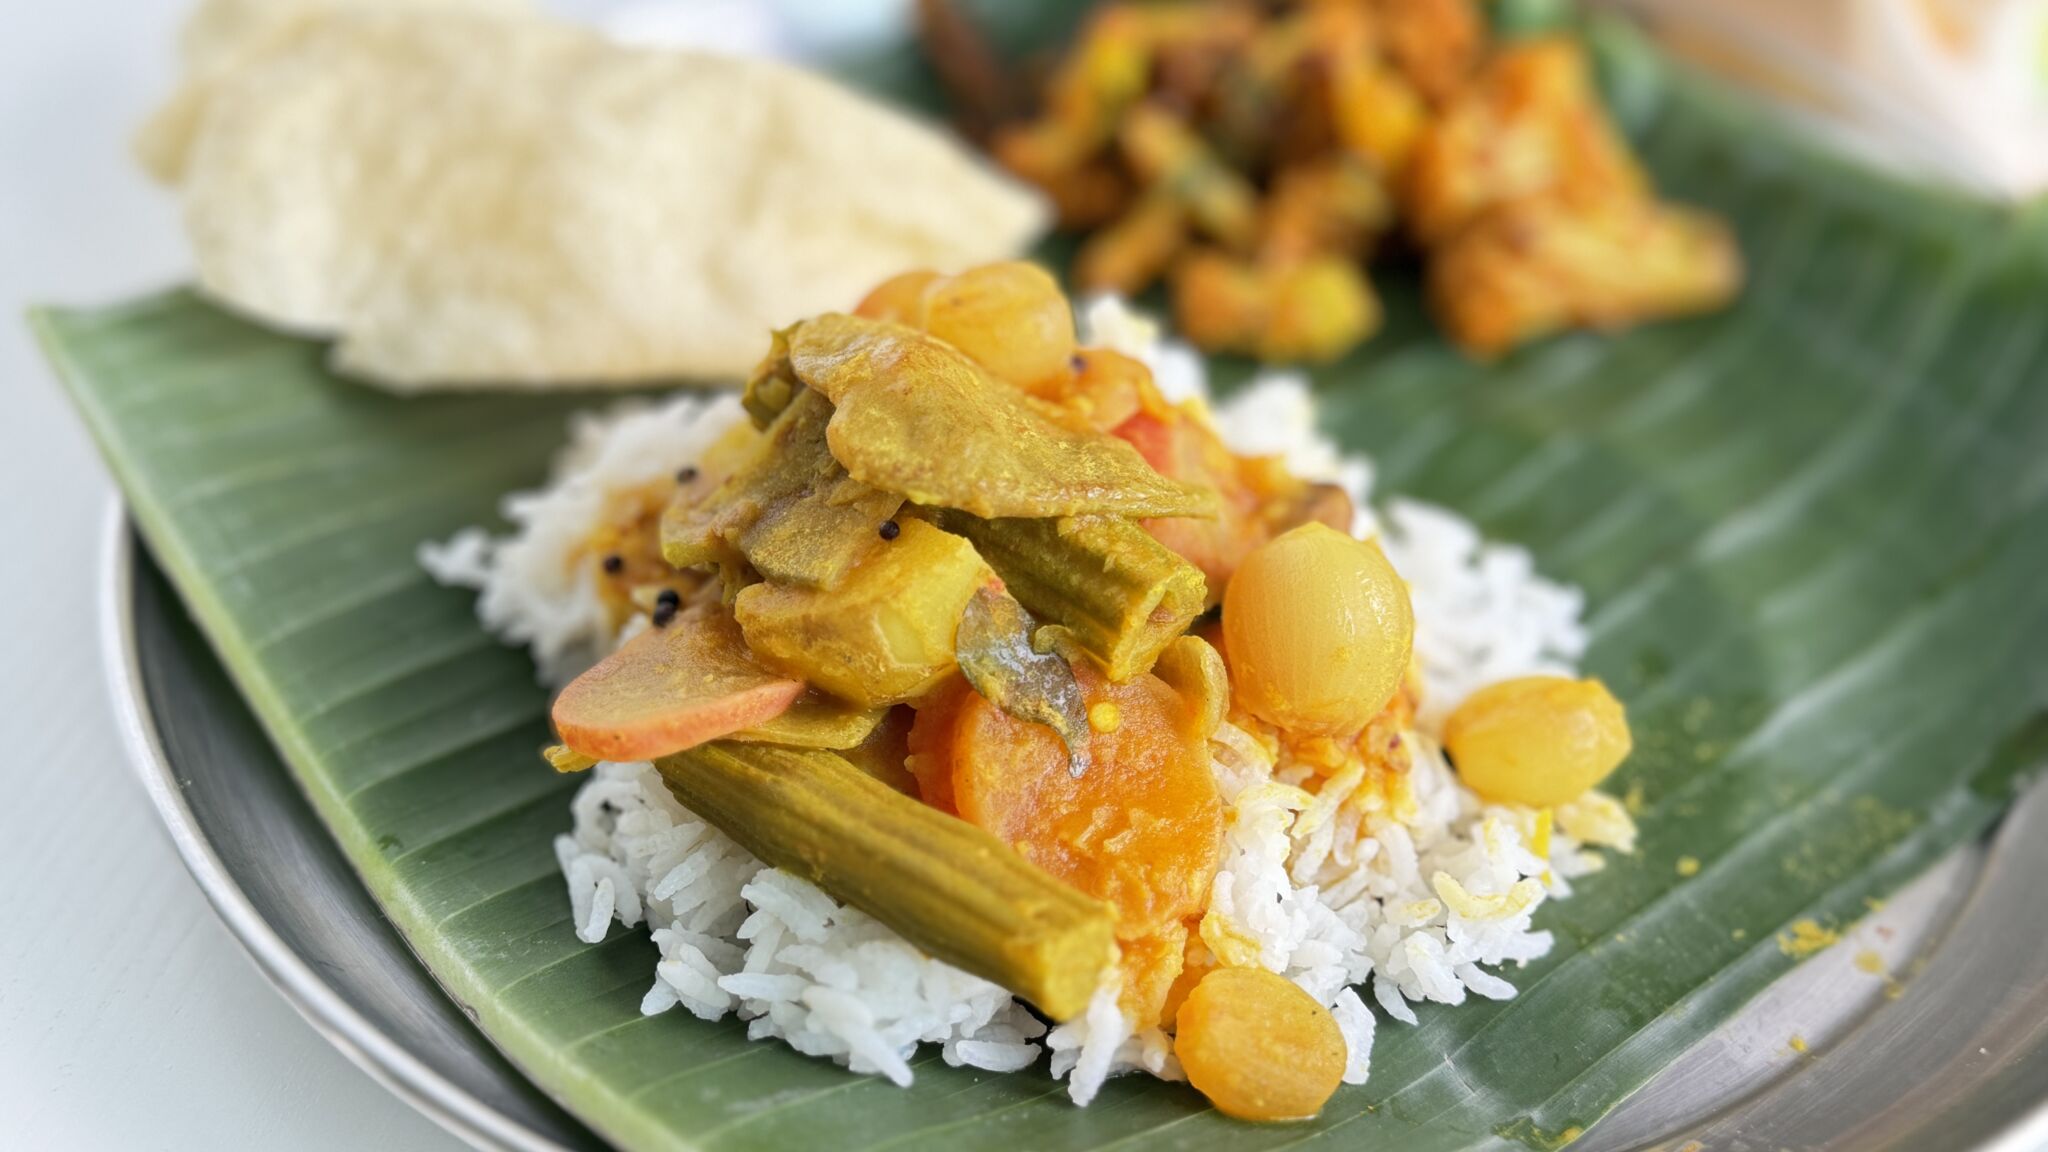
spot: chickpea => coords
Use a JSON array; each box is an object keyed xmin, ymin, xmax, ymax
[
  {"xmin": 1443, "ymin": 676, "xmax": 1632, "ymax": 807},
  {"xmin": 1222, "ymin": 522, "xmax": 1415, "ymax": 736},
  {"xmin": 1176, "ymin": 967, "xmax": 1347, "ymax": 1122}
]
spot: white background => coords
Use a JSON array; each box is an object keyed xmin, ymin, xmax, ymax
[{"xmin": 0, "ymin": 0, "xmax": 467, "ymax": 1146}]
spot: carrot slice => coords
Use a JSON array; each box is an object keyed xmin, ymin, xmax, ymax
[
  {"xmin": 552, "ymin": 608, "xmax": 804, "ymax": 763},
  {"xmin": 1119, "ymin": 920, "xmax": 1189, "ymax": 1027},
  {"xmin": 943, "ymin": 660, "xmax": 1222, "ymax": 939},
  {"xmin": 906, "ymin": 676, "xmax": 974, "ymax": 815}
]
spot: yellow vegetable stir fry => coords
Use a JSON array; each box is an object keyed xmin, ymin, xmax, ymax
[
  {"xmin": 947, "ymin": 0, "xmax": 1740, "ymax": 361},
  {"xmin": 546, "ymin": 261, "xmax": 1635, "ymax": 1120}
]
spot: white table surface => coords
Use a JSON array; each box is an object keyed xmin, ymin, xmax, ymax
[{"xmin": 0, "ymin": 1, "xmax": 466, "ymax": 1147}]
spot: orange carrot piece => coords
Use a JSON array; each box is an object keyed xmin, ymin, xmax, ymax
[
  {"xmin": 947, "ymin": 660, "xmax": 1222, "ymax": 939},
  {"xmin": 906, "ymin": 675, "xmax": 975, "ymax": 815}
]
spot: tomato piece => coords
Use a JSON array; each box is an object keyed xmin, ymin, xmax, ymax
[
  {"xmin": 1114, "ymin": 410, "xmax": 1262, "ymax": 600},
  {"xmin": 1113, "ymin": 408, "xmax": 1356, "ymax": 603}
]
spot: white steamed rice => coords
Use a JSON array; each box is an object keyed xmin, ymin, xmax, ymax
[{"xmin": 422, "ymin": 297, "xmax": 1633, "ymax": 1106}]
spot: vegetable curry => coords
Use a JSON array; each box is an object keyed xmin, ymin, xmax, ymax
[{"xmin": 546, "ymin": 260, "xmax": 1633, "ymax": 1120}]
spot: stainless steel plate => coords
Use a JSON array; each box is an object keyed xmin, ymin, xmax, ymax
[
  {"xmin": 101, "ymin": 506, "xmax": 599, "ymax": 1152},
  {"xmin": 101, "ymin": 504, "xmax": 2048, "ymax": 1151}
]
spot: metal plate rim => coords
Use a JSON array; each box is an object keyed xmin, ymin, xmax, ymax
[{"xmin": 95, "ymin": 498, "xmax": 571, "ymax": 1152}]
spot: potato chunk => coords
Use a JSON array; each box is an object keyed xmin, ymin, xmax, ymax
[{"xmin": 734, "ymin": 518, "xmax": 992, "ymax": 708}]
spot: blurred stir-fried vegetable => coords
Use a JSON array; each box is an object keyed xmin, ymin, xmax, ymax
[{"xmin": 932, "ymin": 0, "xmax": 1742, "ymax": 361}]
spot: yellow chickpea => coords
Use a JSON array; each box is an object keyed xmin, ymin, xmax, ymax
[
  {"xmin": 1175, "ymin": 967, "xmax": 1347, "ymax": 1122},
  {"xmin": 1443, "ymin": 676, "xmax": 1633, "ymax": 806},
  {"xmin": 919, "ymin": 261, "xmax": 1078, "ymax": 392},
  {"xmin": 1222, "ymin": 522, "xmax": 1415, "ymax": 736}
]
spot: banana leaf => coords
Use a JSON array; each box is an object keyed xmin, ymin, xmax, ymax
[{"xmin": 32, "ymin": 9, "xmax": 2048, "ymax": 1151}]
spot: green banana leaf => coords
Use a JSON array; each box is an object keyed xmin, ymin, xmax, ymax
[{"xmin": 33, "ymin": 8, "xmax": 2048, "ymax": 1150}]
